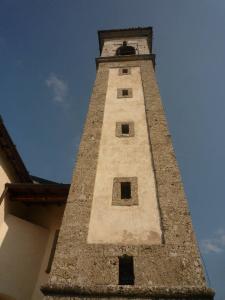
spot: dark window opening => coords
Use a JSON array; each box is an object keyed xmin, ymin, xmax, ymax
[
  {"xmin": 121, "ymin": 182, "xmax": 131, "ymax": 199},
  {"xmin": 116, "ymin": 41, "xmax": 136, "ymax": 56},
  {"xmin": 122, "ymin": 89, "xmax": 129, "ymax": 96},
  {"xmin": 122, "ymin": 68, "xmax": 128, "ymax": 74},
  {"xmin": 119, "ymin": 255, "xmax": 134, "ymax": 285},
  {"xmin": 121, "ymin": 124, "xmax": 129, "ymax": 134}
]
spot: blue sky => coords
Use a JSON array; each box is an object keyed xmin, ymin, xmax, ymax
[{"xmin": 0, "ymin": 0, "xmax": 225, "ymax": 299}]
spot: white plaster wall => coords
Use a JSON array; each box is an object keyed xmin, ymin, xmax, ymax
[
  {"xmin": 0, "ymin": 199, "xmax": 65, "ymax": 300},
  {"xmin": 0, "ymin": 152, "xmax": 15, "ymax": 244},
  {"xmin": 31, "ymin": 205, "xmax": 65, "ymax": 300},
  {"xmin": 0, "ymin": 150, "xmax": 17, "ymax": 197},
  {"xmin": 0, "ymin": 160, "xmax": 10, "ymax": 196},
  {"xmin": 101, "ymin": 37, "xmax": 150, "ymax": 57},
  {"xmin": 0, "ymin": 214, "xmax": 48, "ymax": 300},
  {"xmin": 31, "ymin": 229, "xmax": 55, "ymax": 300},
  {"xmin": 87, "ymin": 67, "xmax": 162, "ymax": 245}
]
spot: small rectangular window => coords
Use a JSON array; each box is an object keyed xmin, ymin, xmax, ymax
[
  {"xmin": 116, "ymin": 122, "xmax": 134, "ymax": 138},
  {"xmin": 112, "ymin": 177, "xmax": 138, "ymax": 206},
  {"xmin": 119, "ymin": 256, "xmax": 134, "ymax": 285},
  {"xmin": 117, "ymin": 88, "xmax": 132, "ymax": 98},
  {"xmin": 118, "ymin": 67, "xmax": 131, "ymax": 76},
  {"xmin": 121, "ymin": 182, "xmax": 131, "ymax": 199},
  {"xmin": 121, "ymin": 124, "xmax": 129, "ymax": 134},
  {"xmin": 122, "ymin": 89, "xmax": 129, "ymax": 96}
]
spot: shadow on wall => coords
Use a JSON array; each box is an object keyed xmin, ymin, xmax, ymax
[
  {"xmin": 0, "ymin": 294, "xmax": 16, "ymax": 300},
  {"xmin": 0, "ymin": 213, "xmax": 49, "ymax": 300}
]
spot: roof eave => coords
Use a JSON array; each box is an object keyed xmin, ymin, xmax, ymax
[
  {"xmin": 0, "ymin": 116, "xmax": 32, "ymax": 183},
  {"xmin": 4, "ymin": 183, "xmax": 70, "ymax": 204}
]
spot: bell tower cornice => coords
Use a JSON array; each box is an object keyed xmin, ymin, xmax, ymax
[{"xmin": 96, "ymin": 54, "xmax": 156, "ymax": 69}]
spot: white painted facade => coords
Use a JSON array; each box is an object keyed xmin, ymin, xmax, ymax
[
  {"xmin": 0, "ymin": 150, "xmax": 16, "ymax": 248},
  {"xmin": 30, "ymin": 205, "xmax": 64, "ymax": 300},
  {"xmin": 0, "ymin": 150, "xmax": 15, "ymax": 196},
  {"xmin": 87, "ymin": 66, "xmax": 162, "ymax": 245},
  {"xmin": 0, "ymin": 214, "xmax": 48, "ymax": 300}
]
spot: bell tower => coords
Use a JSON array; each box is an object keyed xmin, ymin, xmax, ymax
[{"xmin": 42, "ymin": 27, "xmax": 214, "ymax": 300}]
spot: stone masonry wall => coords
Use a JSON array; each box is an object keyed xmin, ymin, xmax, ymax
[{"xmin": 43, "ymin": 59, "xmax": 212, "ymax": 298}]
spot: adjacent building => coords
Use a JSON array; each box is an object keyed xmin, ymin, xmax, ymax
[{"xmin": 0, "ymin": 117, "xmax": 69, "ymax": 300}]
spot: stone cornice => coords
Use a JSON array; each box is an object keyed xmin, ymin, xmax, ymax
[
  {"xmin": 42, "ymin": 284, "xmax": 214, "ymax": 299},
  {"xmin": 96, "ymin": 54, "xmax": 156, "ymax": 69}
]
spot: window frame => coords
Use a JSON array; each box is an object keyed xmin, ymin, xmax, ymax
[
  {"xmin": 118, "ymin": 67, "xmax": 131, "ymax": 76},
  {"xmin": 117, "ymin": 88, "xmax": 133, "ymax": 98},
  {"xmin": 115, "ymin": 122, "xmax": 134, "ymax": 138},
  {"xmin": 112, "ymin": 177, "xmax": 138, "ymax": 206}
]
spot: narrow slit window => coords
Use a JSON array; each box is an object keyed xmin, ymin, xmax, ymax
[
  {"xmin": 122, "ymin": 89, "xmax": 129, "ymax": 96},
  {"xmin": 121, "ymin": 182, "xmax": 131, "ymax": 199},
  {"xmin": 122, "ymin": 68, "xmax": 128, "ymax": 74},
  {"xmin": 121, "ymin": 124, "xmax": 129, "ymax": 134},
  {"xmin": 119, "ymin": 256, "xmax": 134, "ymax": 285}
]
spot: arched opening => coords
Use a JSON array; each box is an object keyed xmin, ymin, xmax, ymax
[{"xmin": 116, "ymin": 41, "xmax": 136, "ymax": 56}]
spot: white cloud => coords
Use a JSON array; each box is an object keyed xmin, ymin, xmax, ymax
[
  {"xmin": 201, "ymin": 229, "xmax": 225, "ymax": 254},
  {"xmin": 201, "ymin": 240, "xmax": 223, "ymax": 254},
  {"xmin": 46, "ymin": 73, "xmax": 68, "ymax": 103}
]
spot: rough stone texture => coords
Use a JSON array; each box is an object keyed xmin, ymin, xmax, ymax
[
  {"xmin": 115, "ymin": 122, "xmax": 135, "ymax": 138},
  {"xmin": 42, "ymin": 59, "xmax": 213, "ymax": 299},
  {"xmin": 112, "ymin": 177, "xmax": 138, "ymax": 206},
  {"xmin": 43, "ymin": 285, "xmax": 214, "ymax": 299},
  {"xmin": 45, "ymin": 298, "xmax": 212, "ymax": 300}
]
